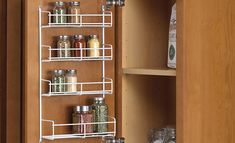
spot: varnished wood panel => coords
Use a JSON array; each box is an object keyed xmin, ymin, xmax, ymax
[
  {"xmin": 24, "ymin": 0, "xmax": 116, "ymax": 143},
  {"xmin": 0, "ymin": 0, "xmax": 7, "ymax": 142},
  {"xmin": 6, "ymin": 0, "xmax": 22, "ymax": 143},
  {"xmin": 122, "ymin": 0, "xmax": 172, "ymax": 69},
  {"xmin": 177, "ymin": 0, "xmax": 235, "ymax": 143},
  {"xmin": 122, "ymin": 76, "xmax": 175, "ymax": 143}
]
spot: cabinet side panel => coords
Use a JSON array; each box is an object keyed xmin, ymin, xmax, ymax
[
  {"xmin": 0, "ymin": 0, "xmax": 7, "ymax": 142},
  {"xmin": 178, "ymin": 0, "xmax": 235, "ymax": 143}
]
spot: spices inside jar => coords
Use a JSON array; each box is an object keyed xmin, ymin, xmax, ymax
[
  {"xmin": 65, "ymin": 69, "xmax": 77, "ymax": 92},
  {"xmin": 92, "ymin": 97, "xmax": 108, "ymax": 132},
  {"xmin": 52, "ymin": 1, "xmax": 67, "ymax": 23},
  {"xmin": 57, "ymin": 35, "xmax": 71, "ymax": 57},
  {"xmin": 68, "ymin": 1, "xmax": 81, "ymax": 24},
  {"xmin": 72, "ymin": 106, "xmax": 93, "ymax": 133},
  {"xmin": 51, "ymin": 70, "xmax": 65, "ymax": 92},
  {"xmin": 87, "ymin": 35, "xmax": 100, "ymax": 58},
  {"xmin": 73, "ymin": 35, "xmax": 87, "ymax": 57}
]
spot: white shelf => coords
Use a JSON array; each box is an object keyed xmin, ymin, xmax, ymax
[
  {"xmin": 123, "ymin": 68, "xmax": 176, "ymax": 76},
  {"xmin": 42, "ymin": 44, "xmax": 113, "ymax": 63},
  {"xmin": 42, "ymin": 78, "xmax": 113, "ymax": 97},
  {"xmin": 41, "ymin": 11, "xmax": 112, "ymax": 28},
  {"xmin": 42, "ymin": 117, "xmax": 116, "ymax": 140}
]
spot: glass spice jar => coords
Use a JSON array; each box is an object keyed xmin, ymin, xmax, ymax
[
  {"xmin": 57, "ymin": 35, "xmax": 71, "ymax": 58},
  {"xmin": 73, "ymin": 35, "xmax": 87, "ymax": 57},
  {"xmin": 92, "ymin": 97, "xmax": 108, "ymax": 133},
  {"xmin": 52, "ymin": 1, "xmax": 67, "ymax": 23},
  {"xmin": 87, "ymin": 35, "xmax": 100, "ymax": 58},
  {"xmin": 65, "ymin": 69, "xmax": 77, "ymax": 92},
  {"xmin": 73, "ymin": 106, "xmax": 93, "ymax": 134},
  {"xmin": 68, "ymin": 1, "xmax": 81, "ymax": 24},
  {"xmin": 51, "ymin": 70, "xmax": 65, "ymax": 93},
  {"xmin": 164, "ymin": 128, "xmax": 176, "ymax": 143}
]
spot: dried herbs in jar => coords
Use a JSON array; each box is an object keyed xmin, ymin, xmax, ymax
[
  {"xmin": 51, "ymin": 69, "xmax": 65, "ymax": 92},
  {"xmin": 92, "ymin": 97, "xmax": 108, "ymax": 132},
  {"xmin": 53, "ymin": 1, "xmax": 67, "ymax": 23}
]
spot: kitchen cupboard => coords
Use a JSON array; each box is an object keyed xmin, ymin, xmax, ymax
[{"xmin": 23, "ymin": 0, "xmax": 235, "ymax": 143}]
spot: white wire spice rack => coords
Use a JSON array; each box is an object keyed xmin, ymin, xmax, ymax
[
  {"xmin": 42, "ymin": 117, "xmax": 116, "ymax": 140},
  {"xmin": 41, "ymin": 11, "xmax": 112, "ymax": 28},
  {"xmin": 42, "ymin": 44, "xmax": 113, "ymax": 62},
  {"xmin": 41, "ymin": 78, "xmax": 113, "ymax": 97},
  {"xmin": 38, "ymin": 4, "xmax": 116, "ymax": 143}
]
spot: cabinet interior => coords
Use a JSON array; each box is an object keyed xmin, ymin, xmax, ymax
[{"xmin": 120, "ymin": 0, "xmax": 176, "ymax": 142}]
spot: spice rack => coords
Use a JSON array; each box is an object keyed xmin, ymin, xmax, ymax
[{"xmin": 38, "ymin": 4, "xmax": 116, "ymax": 143}]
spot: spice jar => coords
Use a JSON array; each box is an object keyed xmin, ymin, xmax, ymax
[
  {"xmin": 92, "ymin": 97, "xmax": 108, "ymax": 132},
  {"xmin": 68, "ymin": 1, "xmax": 81, "ymax": 24},
  {"xmin": 73, "ymin": 106, "xmax": 93, "ymax": 133},
  {"xmin": 73, "ymin": 35, "xmax": 87, "ymax": 57},
  {"xmin": 57, "ymin": 35, "xmax": 71, "ymax": 58},
  {"xmin": 164, "ymin": 128, "xmax": 176, "ymax": 143},
  {"xmin": 102, "ymin": 137, "xmax": 125, "ymax": 143},
  {"xmin": 65, "ymin": 70, "xmax": 77, "ymax": 92},
  {"xmin": 87, "ymin": 35, "xmax": 100, "ymax": 58},
  {"xmin": 52, "ymin": 1, "xmax": 67, "ymax": 23},
  {"xmin": 52, "ymin": 70, "xmax": 65, "ymax": 93}
]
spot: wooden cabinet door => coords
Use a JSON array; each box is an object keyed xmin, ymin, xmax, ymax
[{"xmin": 177, "ymin": 0, "xmax": 235, "ymax": 142}]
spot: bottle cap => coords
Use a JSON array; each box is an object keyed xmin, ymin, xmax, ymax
[
  {"xmin": 94, "ymin": 97, "xmax": 104, "ymax": 101},
  {"xmin": 81, "ymin": 106, "xmax": 90, "ymax": 112},
  {"xmin": 54, "ymin": 69, "xmax": 65, "ymax": 75},
  {"xmin": 55, "ymin": 1, "xmax": 65, "ymax": 6},
  {"xmin": 69, "ymin": 1, "xmax": 80, "ymax": 6},
  {"xmin": 66, "ymin": 69, "xmax": 77, "ymax": 74},
  {"xmin": 73, "ymin": 106, "xmax": 82, "ymax": 112}
]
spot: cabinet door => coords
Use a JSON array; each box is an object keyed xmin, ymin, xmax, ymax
[
  {"xmin": 0, "ymin": 0, "xmax": 7, "ymax": 142},
  {"xmin": 177, "ymin": 0, "xmax": 235, "ymax": 142}
]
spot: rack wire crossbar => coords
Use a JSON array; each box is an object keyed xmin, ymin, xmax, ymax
[
  {"xmin": 42, "ymin": 44, "xmax": 113, "ymax": 62},
  {"xmin": 42, "ymin": 117, "xmax": 116, "ymax": 140},
  {"xmin": 41, "ymin": 11, "xmax": 112, "ymax": 28},
  {"xmin": 42, "ymin": 78, "xmax": 113, "ymax": 97}
]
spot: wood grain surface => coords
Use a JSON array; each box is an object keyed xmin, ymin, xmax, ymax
[
  {"xmin": 0, "ymin": 0, "xmax": 7, "ymax": 142},
  {"xmin": 177, "ymin": 0, "xmax": 235, "ymax": 142},
  {"xmin": 6, "ymin": 0, "xmax": 22, "ymax": 143}
]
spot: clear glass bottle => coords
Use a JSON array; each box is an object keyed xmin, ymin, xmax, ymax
[
  {"xmin": 57, "ymin": 35, "xmax": 71, "ymax": 58},
  {"xmin": 163, "ymin": 128, "xmax": 176, "ymax": 143},
  {"xmin": 53, "ymin": 1, "xmax": 67, "ymax": 23},
  {"xmin": 87, "ymin": 35, "xmax": 100, "ymax": 58},
  {"xmin": 92, "ymin": 97, "xmax": 108, "ymax": 132},
  {"xmin": 65, "ymin": 69, "xmax": 77, "ymax": 92},
  {"xmin": 68, "ymin": 1, "xmax": 81, "ymax": 24},
  {"xmin": 72, "ymin": 106, "xmax": 93, "ymax": 134},
  {"xmin": 52, "ymin": 70, "xmax": 65, "ymax": 93},
  {"xmin": 72, "ymin": 106, "xmax": 81, "ymax": 133},
  {"xmin": 73, "ymin": 35, "xmax": 86, "ymax": 57}
]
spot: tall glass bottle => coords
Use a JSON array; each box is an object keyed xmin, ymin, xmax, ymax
[
  {"xmin": 52, "ymin": 1, "xmax": 67, "ymax": 23},
  {"xmin": 52, "ymin": 70, "xmax": 65, "ymax": 92},
  {"xmin": 92, "ymin": 97, "xmax": 108, "ymax": 132}
]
